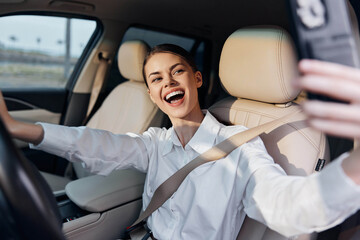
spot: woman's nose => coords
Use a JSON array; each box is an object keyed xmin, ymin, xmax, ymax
[{"xmin": 164, "ymin": 76, "xmax": 177, "ymax": 88}]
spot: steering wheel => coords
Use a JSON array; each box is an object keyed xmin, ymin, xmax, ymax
[{"xmin": 0, "ymin": 118, "xmax": 65, "ymax": 240}]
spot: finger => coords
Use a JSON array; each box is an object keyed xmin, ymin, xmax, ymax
[
  {"xmin": 299, "ymin": 59, "xmax": 360, "ymax": 83},
  {"xmin": 308, "ymin": 118, "xmax": 360, "ymax": 140},
  {"xmin": 302, "ymin": 101, "xmax": 360, "ymax": 124},
  {"xmin": 297, "ymin": 74, "xmax": 360, "ymax": 103}
]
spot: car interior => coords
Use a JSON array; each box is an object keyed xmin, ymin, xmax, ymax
[
  {"xmin": 0, "ymin": 0, "xmax": 359, "ymax": 239},
  {"xmin": 41, "ymin": 40, "xmax": 164, "ymax": 193}
]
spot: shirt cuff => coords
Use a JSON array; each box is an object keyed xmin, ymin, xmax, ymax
[
  {"xmin": 319, "ymin": 152, "xmax": 360, "ymax": 216},
  {"xmin": 29, "ymin": 122, "xmax": 47, "ymax": 149},
  {"xmin": 29, "ymin": 122, "xmax": 77, "ymax": 158}
]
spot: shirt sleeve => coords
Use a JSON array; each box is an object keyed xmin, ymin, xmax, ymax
[
  {"xmin": 30, "ymin": 122, "xmax": 155, "ymax": 175},
  {"xmin": 242, "ymin": 142, "xmax": 360, "ymax": 237}
]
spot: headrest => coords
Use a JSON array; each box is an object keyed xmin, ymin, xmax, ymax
[
  {"xmin": 117, "ymin": 40, "xmax": 150, "ymax": 82},
  {"xmin": 219, "ymin": 27, "xmax": 300, "ymax": 104}
]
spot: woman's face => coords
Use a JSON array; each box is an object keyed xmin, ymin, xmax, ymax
[{"xmin": 144, "ymin": 52, "xmax": 203, "ymax": 121}]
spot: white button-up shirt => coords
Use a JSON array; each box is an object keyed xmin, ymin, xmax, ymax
[{"xmin": 32, "ymin": 111, "xmax": 360, "ymax": 240}]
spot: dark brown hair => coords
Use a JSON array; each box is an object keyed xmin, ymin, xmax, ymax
[{"xmin": 142, "ymin": 44, "xmax": 198, "ymax": 87}]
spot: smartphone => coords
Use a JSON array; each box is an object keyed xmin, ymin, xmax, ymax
[{"xmin": 287, "ymin": 0, "xmax": 360, "ymax": 101}]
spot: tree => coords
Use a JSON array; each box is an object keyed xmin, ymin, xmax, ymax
[{"xmin": 9, "ymin": 35, "xmax": 18, "ymax": 42}]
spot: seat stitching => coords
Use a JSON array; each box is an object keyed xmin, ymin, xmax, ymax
[
  {"xmin": 210, "ymin": 106, "xmax": 320, "ymax": 151},
  {"xmin": 277, "ymin": 31, "xmax": 290, "ymax": 102}
]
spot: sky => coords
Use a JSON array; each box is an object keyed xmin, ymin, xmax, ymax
[{"xmin": 0, "ymin": 15, "xmax": 96, "ymax": 57}]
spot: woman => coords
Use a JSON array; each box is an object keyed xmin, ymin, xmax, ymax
[{"xmin": 0, "ymin": 44, "xmax": 360, "ymax": 239}]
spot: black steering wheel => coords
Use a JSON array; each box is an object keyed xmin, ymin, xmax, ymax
[{"xmin": 0, "ymin": 117, "xmax": 65, "ymax": 240}]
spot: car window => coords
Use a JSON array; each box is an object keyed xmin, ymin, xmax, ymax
[
  {"xmin": 0, "ymin": 15, "xmax": 97, "ymax": 89},
  {"xmin": 106, "ymin": 27, "xmax": 209, "ymax": 97},
  {"xmin": 122, "ymin": 27, "xmax": 206, "ymax": 72},
  {"xmin": 122, "ymin": 27, "xmax": 195, "ymax": 50}
]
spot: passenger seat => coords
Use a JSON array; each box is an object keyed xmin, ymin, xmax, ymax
[
  {"xmin": 41, "ymin": 40, "xmax": 164, "ymax": 192},
  {"xmin": 209, "ymin": 27, "xmax": 330, "ymax": 240}
]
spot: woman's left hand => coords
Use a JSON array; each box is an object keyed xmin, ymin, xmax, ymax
[{"xmin": 295, "ymin": 59, "xmax": 360, "ymax": 141}]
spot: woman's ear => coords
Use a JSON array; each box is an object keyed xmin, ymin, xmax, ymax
[{"xmin": 195, "ymin": 71, "xmax": 203, "ymax": 88}]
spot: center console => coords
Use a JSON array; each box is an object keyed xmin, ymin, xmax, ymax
[{"xmin": 55, "ymin": 169, "xmax": 145, "ymax": 240}]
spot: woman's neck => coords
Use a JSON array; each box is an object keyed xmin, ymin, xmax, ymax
[{"xmin": 170, "ymin": 107, "xmax": 205, "ymax": 147}]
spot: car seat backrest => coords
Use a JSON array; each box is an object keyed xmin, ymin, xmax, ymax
[
  {"xmin": 209, "ymin": 27, "xmax": 330, "ymax": 240},
  {"xmin": 75, "ymin": 40, "xmax": 164, "ymax": 178}
]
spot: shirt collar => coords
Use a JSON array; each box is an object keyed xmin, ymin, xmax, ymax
[{"xmin": 161, "ymin": 110, "xmax": 221, "ymax": 156}]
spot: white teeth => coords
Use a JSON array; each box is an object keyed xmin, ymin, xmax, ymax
[{"xmin": 165, "ymin": 90, "xmax": 184, "ymax": 101}]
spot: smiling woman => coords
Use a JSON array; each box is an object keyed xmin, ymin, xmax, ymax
[
  {"xmin": 143, "ymin": 44, "xmax": 204, "ymax": 142},
  {"xmin": 2, "ymin": 2, "xmax": 360, "ymax": 239},
  {"xmin": 1, "ymin": 39, "xmax": 360, "ymax": 240}
]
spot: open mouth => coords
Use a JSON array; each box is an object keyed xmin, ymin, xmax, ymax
[{"xmin": 164, "ymin": 90, "xmax": 185, "ymax": 104}]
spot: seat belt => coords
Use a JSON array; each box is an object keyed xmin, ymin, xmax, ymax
[
  {"xmin": 84, "ymin": 52, "xmax": 111, "ymax": 124},
  {"xmin": 129, "ymin": 110, "xmax": 302, "ymax": 230}
]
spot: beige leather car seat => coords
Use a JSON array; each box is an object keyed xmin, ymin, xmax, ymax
[
  {"xmin": 42, "ymin": 40, "xmax": 164, "ymax": 192},
  {"xmin": 209, "ymin": 27, "xmax": 330, "ymax": 240}
]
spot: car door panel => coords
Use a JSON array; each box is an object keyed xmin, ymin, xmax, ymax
[{"xmin": 2, "ymin": 89, "xmax": 68, "ymax": 174}]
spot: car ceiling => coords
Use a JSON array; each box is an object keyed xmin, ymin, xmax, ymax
[{"xmin": 0, "ymin": 0, "xmax": 290, "ymax": 41}]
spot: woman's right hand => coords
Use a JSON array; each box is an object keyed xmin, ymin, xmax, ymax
[
  {"xmin": 0, "ymin": 90, "xmax": 15, "ymax": 130},
  {"xmin": 0, "ymin": 89, "xmax": 44, "ymax": 144}
]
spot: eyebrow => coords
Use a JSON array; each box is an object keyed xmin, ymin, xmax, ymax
[{"xmin": 148, "ymin": 63, "xmax": 184, "ymax": 78}]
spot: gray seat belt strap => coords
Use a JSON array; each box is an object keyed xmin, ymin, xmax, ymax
[{"xmin": 130, "ymin": 110, "xmax": 302, "ymax": 228}]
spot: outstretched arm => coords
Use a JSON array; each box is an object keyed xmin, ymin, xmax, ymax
[
  {"xmin": 0, "ymin": 90, "xmax": 44, "ymax": 145},
  {"xmin": 1, "ymin": 89, "xmax": 150, "ymax": 174}
]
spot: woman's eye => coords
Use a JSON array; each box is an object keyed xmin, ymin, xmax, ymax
[
  {"xmin": 152, "ymin": 77, "xmax": 162, "ymax": 83},
  {"xmin": 174, "ymin": 69, "xmax": 184, "ymax": 75}
]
